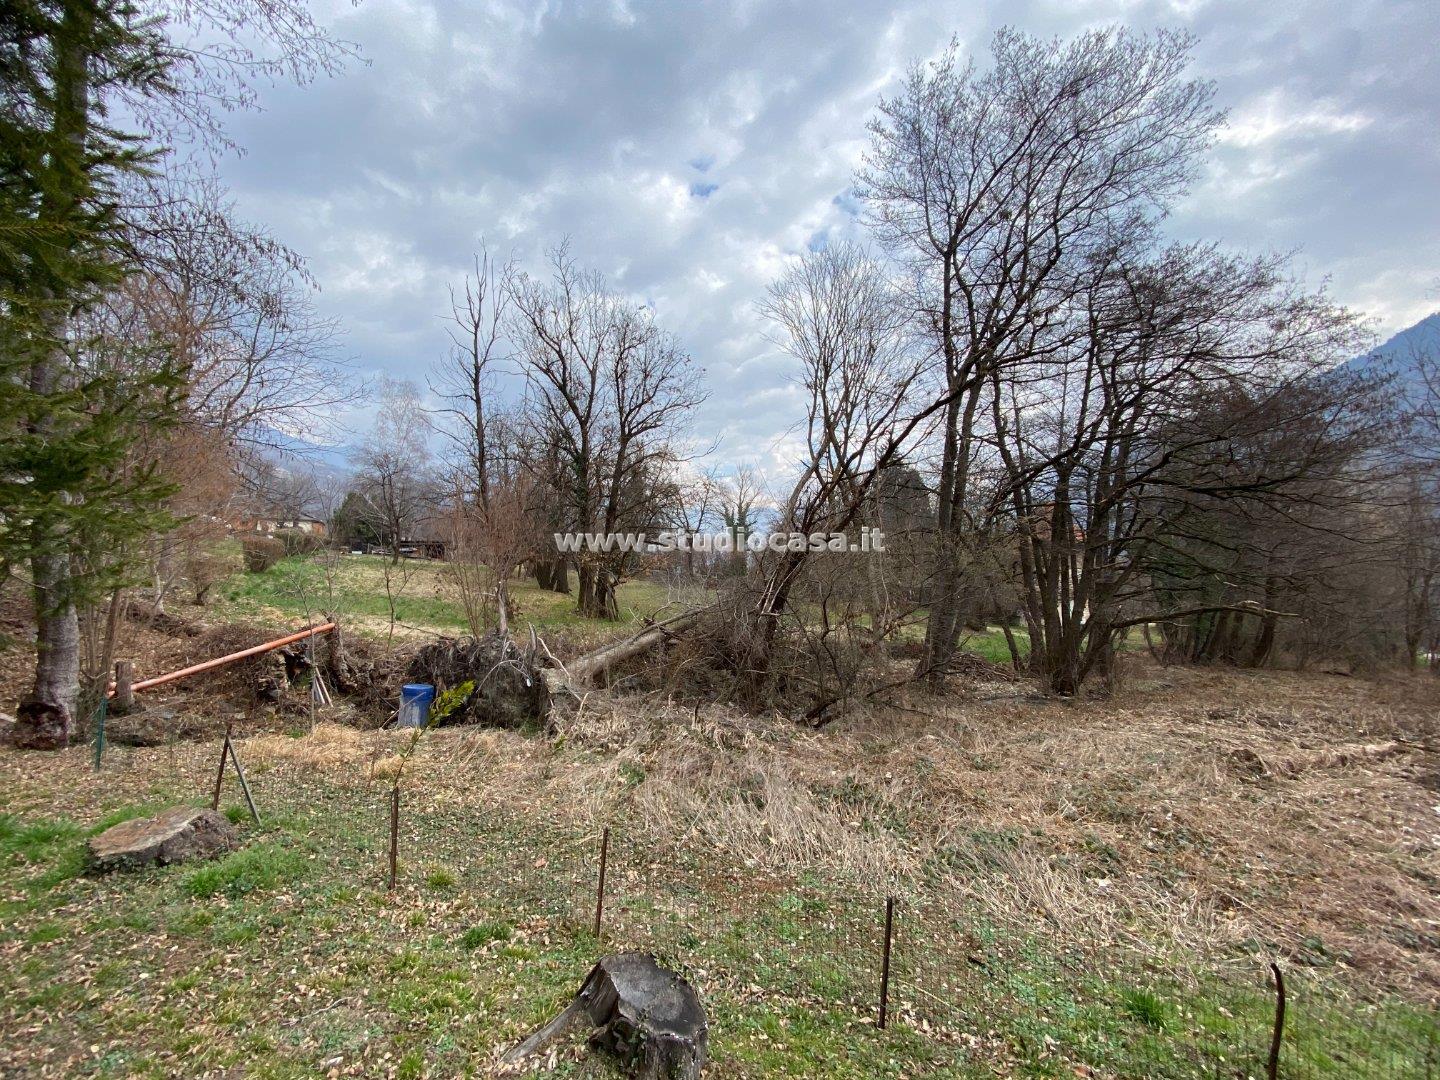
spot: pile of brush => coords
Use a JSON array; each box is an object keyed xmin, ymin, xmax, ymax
[{"xmin": 404, "ymin": 630, "xmax": 555, "ymax": 729}]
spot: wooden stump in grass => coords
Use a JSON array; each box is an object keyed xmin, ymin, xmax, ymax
[
  {"xmin": 87, "ymin": 807, "xmax": 240, "ymax": 874},
  {"xmin": 503, "ymin": 953, "xmax": 707, "ymax": 1079}
]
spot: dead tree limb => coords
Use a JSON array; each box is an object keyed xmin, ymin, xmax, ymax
[{"xmin": 567, "ymin": 609, "xmax": 704, "ymax": 687}]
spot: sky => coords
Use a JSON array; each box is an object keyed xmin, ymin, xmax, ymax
[{"xmin": 215, "ymin": 0, "xmax": 1440, "ymax": 472}]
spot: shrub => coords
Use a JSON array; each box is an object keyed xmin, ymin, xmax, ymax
[
  {"xmin": 186, "ymin": 537, "xmax": 241, "ymax": 604},
  {"xmin": 240, "ymin": 535, "xmax": 285, "ymax": 573},
  {"xmin": 274, "ymin": 528, "xmax": 324, "ymax": 557}
]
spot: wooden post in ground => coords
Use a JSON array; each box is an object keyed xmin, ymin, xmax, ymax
[
  {"xmin": 210, "ymin": 722, "xmax": 233, "ymax": 811},
  {"xmin": 112, "ymin": 661, "xmax": 134, "ymax": 714},
  {"xmin": 226, "ymin": 734, "xmax": 261, "ymax": 825},
  {"xmin": 388, "ymin": 787, "xmax": 400, "ymax": 892},
  {"xmin": 91, "ymin": 696, "xmax": 106, "ymax": 772},
  {"xmin": 1266, "ymin": 962, "xmax": 1287, "ymax": 1080}
]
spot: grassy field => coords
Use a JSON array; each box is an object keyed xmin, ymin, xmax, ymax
[
  {"xmin": 213, "ymin": 552, "xmax": 1033, "ymax": 664},
  {"xmin": 215, "ymin": 554, "xmax": 690, "ymax": 648},
  {"xmin": 2, "ymin": 663, "xmax": 1436, "ymax": 1077}
]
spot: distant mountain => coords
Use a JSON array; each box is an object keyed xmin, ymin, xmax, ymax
[{"xmin": 1342, "ymin": 312, "xmax": 1440, "ymax": 388}]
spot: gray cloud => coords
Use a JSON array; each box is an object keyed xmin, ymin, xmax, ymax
[{"xmin": 216, "ymin": 0, "xmax": 1440, "ymax": 467}]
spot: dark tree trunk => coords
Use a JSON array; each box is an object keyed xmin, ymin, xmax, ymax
[
  {"xmin": 14, "ymin": 18, "xmax": 88, "ymax": 752},
  {"xmin": 15, "ymin": 553, "xmax": 80, "ymax": 749},
  {"xmin": 534, "ymin": 555, "xmax": 571, "ymax": 594}
]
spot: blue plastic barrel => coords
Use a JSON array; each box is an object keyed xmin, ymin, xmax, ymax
[{"xmin": 398, "ymin": 683, "xmax": 436, "ymax": 728}]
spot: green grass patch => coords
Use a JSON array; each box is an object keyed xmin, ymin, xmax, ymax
[
  {"xmin": 214, "ymin": 552, "xmax": 681, "ymax": 643},
  {"xmin": 181, "ymin": 842, "xmax": 306, "ymax": 899},
  {"xmin": 460, "ymin": 921, "xmax": 512, "ymax": 949},
  {"xmin": 424, "ymin": 868, "xmax": 456, "ymax": 890}
]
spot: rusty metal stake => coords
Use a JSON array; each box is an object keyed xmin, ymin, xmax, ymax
[
  {"xmin": 388, "ymin": 787, "xmax": 400, "ymax": 892},
  {"xmin": 210, "ymin": 723, "xmax": 232, "ymax": 811},
  {"xmin": 227, "ymin": 735, "xmax": 261, "ymax": 826},
  {"xmin": 1266, "ymin": 961, "xmax": 1287, "ymax": 1080},
  {"xmin": 879, "ymin": 895, "xmax": 895, "ymax": 1030},
  {"xmin": 593, "ymin": 827, "xmax": 610, "ymax": 938}
]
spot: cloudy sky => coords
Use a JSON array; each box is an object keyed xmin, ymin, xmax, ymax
[{"xmin": 216, "ymin": 0, "xmax": 1440, "ymax": 469}]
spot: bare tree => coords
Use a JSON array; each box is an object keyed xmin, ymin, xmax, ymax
[
  {"xmin": 352, "ymin": 380, "xmax": 435, "ymax": 647},
  {"xmin": 507, "ymin": 245, "xmax": 706, "ymax": 618},
  {"xmin": 119, "ymin": 179, "xmax": 357, "ymax": 456},
  {"xmin": 734, "ymin": 241, "xmax": 925, "ymax": 698},
  {"xmin": 354, "ymin": 378, "xmax": 434, "ymax": 566},
  {"xmin": 664, "ymin": 466, "xmax": 724, "ymax": 580},
  {"xmin": 719, "ymin": 465, "xmax": 764, "ymax": 578},
  {"xmin": 858, "ymin": 27, "xmax": 1223, "ymax": 685},
  {"xmin": 444, "ymin": 470, "xmax": 543, "ymax": 637},
  {"xmin": 986, "ymin": 240, "xmax": 1375, "ymax": 694},
  {"xmin": 431, "ymin": 242, "xmax": 515, "ymax": 509}
]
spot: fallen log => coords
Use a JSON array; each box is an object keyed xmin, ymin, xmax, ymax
[
  {"xmin": 567, "ymin": 609, "xmax": 704, "ymax": 687},
  {"xmin": 504, "ymin": 953, "xmax": 707, "ymax": 1079}
]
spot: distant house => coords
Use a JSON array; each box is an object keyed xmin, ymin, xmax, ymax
[{"xmin": 241, "ymin": 517, "xmax": 328, "ymax": 537}]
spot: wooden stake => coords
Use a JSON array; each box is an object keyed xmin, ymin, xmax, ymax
[
  {"xmin": 878, "ymin": 895, "xmax": 895, "ymax": 1030},
  {"xmin": 388, "ymin": 787, "xmax": 400, "ymax": 892},
  {"xmin": 113, "ymin": 661, "xmax": 134, "ymax": 713},
  {"xmin": 594, "ymin": 827, "xmax": 610, "ymax": 938},
  {"xmin": 92, "ymin": 696, "xmax": 106, "ymax": 772},
  {"xmin": 1266, "ymin": 962, "xmax": 1287, "ymax": 1080}
]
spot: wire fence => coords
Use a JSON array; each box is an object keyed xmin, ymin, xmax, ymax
[
  {"xmin": 371, "ymin": 787, "xmax": 1440, "ymax": 1080},
  {"xmin": 98, "ymin": 732, "xmax": 1440, "ymax": 1079}
]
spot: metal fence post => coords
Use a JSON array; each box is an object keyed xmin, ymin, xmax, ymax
[
  {"xmin": 594, "ymin": 827, "xmax": 610, "ymax": 938},
  {"xmin": 879, "ymin": 895, "xmax": 895, "ymax": 1030},
  {"xmin": 1266, "ymin": 961, "xmax": 1287, "ymax": 1080}
]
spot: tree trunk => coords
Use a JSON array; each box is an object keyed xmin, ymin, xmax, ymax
[
  {"xmin": 535, "ymin": 555, "xmax": 571, "ymax": 594},
  {"xmin": 495, "ymin": 575, "xmax": 510, "ymax": 637},
  {"xmin": 567, "ymin": 609, "xmax": 703, "ymax": 686},
  {"xmin": 16, "ymin": 548, "xmax": 81, "ymax": 749},
  {"xmin": 577, "ymin": 563, "xmax": 618, "ymax": 620}
]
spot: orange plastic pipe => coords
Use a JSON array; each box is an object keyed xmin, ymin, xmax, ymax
[{"xmin": 113, "ymin": 622, "xmax": 336, "ymax": 696}]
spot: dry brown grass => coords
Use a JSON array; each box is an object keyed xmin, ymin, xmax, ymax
[
  {"xmin": 223, "ymin": 657, "xmax": 1440, "ymax": 994},
  {"xmin": 3, "ymin": 626, "xmax": 1435, "ymax": 997},
  {"xmin": 534, "ymin": 668, "xmax": 1437, "ymax": 986}
]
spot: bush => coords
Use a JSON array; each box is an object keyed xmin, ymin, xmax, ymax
[
  {"xmin": 274, "ymin": 528, "xmax": 324, "ymax": 557},
  {"xmin": 240, "ymin": 535, "xmax": 285, "ymax": 573},
  {"xmin": 186, "ymin": 536, "xmax": 241, "ymax": 603}
]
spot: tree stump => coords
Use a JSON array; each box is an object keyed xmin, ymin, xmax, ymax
[
  {"xmin": 86, "ymin": 806, "xmax": 240, "ymax": 874},
  {"xmin": 504, "ymin": 953, "xmax": 707, "ymax": 1079}
]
